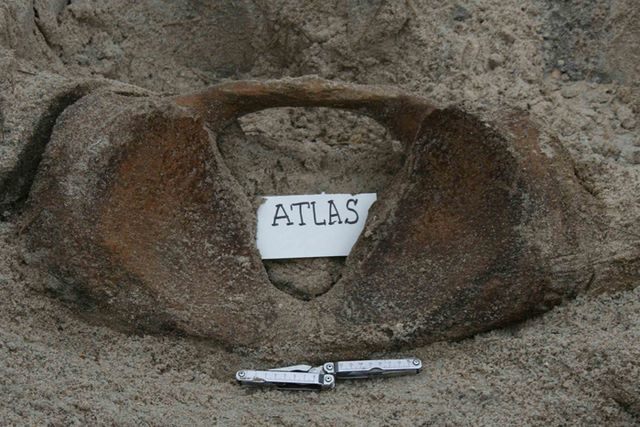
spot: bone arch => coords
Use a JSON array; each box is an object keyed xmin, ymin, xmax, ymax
[{"xmin": 174, "ymin": 79, "xmax": 437, "ymax": 308}]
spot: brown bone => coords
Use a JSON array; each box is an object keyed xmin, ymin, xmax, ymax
[{"xmin": 25, "ymin": 77, "xmax": 594, "ymax": 360}]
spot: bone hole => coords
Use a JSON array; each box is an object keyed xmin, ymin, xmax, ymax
[{"xmin": 217, "ymin": 107, "xmax": 405, "ymax": 301}]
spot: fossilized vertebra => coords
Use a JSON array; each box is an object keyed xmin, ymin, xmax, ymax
[{"xmin": 24, "ymin": 77, "xmax": 599, "ymax": 360}]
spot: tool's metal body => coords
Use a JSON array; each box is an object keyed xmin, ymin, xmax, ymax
[{"xmin": 236, "ymin": 358, "xmax": 422, "ymax": 390}]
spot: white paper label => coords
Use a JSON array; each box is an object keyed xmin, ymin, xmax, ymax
[{"xmin": 256, "ymin": 193, "xmax": 377, "ymax": 260}]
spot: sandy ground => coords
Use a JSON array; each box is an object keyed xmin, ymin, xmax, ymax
[
  {"xmin": 1, "ymin": 0, "xmax": 639, "ymax": 425},
  {"xmin": 0, "ymin": 220, "xmax": 638, "ymax": 425}
]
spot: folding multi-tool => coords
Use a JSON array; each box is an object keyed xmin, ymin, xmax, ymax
[{"xmin": 235, "ymin": 358, "xmax": 422, "ymax": 390}]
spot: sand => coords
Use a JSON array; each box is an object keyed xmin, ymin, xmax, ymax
[
  {"xmin": 1, "ymin": 220, "xmax": 638, "ymax": 425},
  {"xmin": 1, "ymin": 0, "xmax": 639, "ymax": 424}
]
